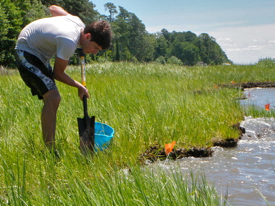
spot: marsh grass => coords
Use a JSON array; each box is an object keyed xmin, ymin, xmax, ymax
[{"xmin": 1, "ymin": 63, "xmax": 275, "ymax": 205}]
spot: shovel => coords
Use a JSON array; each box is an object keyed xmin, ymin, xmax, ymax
[{"xmin": 77, "ymin": 48, "xmax": 95, "ymax": 154}]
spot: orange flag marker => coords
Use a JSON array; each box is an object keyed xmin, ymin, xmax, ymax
[
  {"xmin": 265, "ymin": 103, "xmax": 270, "ymax": 111},
  {"xmin": 214, "ymin": 85, "xmax": 218, "ymax": 89},
  {"xmin": 231, "ymin": 81, "xmax": 235, "ymax": 84},
  {"xmin": 165, "ymin": 141, "xmax": 176, "ymax": 156}
]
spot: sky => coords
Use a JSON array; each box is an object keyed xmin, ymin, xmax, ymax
[{"xmin": 91, "ymin": 0, "xmax": 275, "ymax": 64}]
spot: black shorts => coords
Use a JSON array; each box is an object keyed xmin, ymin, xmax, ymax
[{"xmin": 15, "ymin": 50, "xmax": 57, "ymax": 100}]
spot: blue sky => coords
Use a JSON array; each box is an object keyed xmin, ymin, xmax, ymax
[{"xmin": 91, "ymin": 0, "xmax": 275, "ymax": 64}]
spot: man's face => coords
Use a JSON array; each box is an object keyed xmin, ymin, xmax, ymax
[
  {"xmin": 83, "ymin": 40, "xmax": 102, "ymax": 55},
  {"xmin": 81, "ymin": 33, "xmax": 102, "ymax": 54}
]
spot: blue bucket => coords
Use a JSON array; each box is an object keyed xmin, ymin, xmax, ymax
[{"xmin": 94, "ymin": 122, "xmax": 115, "ymax": 151}]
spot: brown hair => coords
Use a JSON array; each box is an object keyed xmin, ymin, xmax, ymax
[{"xmin": 84, "ymin": 20, "xmax": 112, "ymax": 50}]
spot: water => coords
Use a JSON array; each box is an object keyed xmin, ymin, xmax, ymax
[
  {"xmin": 155, "ymin": 88, "xmax": 275, "ymax": 205},
  {"xmin": 240, "ymin": 87, "xmax": 275, "ymax": 110}
]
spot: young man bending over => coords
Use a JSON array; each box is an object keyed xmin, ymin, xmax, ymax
[{"xmin": 15, "ymin": 5, "xmax": 111, "ymax": 154}]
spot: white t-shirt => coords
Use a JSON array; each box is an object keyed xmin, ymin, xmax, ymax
[{"xmin": 15, "ymin": 14, "xmax": 85, "ymax": 65}]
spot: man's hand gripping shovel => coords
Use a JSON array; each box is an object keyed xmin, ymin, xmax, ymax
[{"xmin": 77, "ymin": 48, "xmax": 95, "ymax": 154}]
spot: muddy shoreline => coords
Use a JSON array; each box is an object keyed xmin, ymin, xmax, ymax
[
  {"xmin": 220, "ymin": 81, "xmax": 275, "ymax": 89},
  {"xmin": 140, "ymin": 81, "xmax": 274, "ymax": 163},
  {"xmin": 140, "ymin": 125, "xmax": 245, "ymax": 163}
]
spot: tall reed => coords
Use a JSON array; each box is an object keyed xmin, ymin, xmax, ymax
[{"xmin": 1, "ymin": 62, "xmax": 275, "ymax": 205}]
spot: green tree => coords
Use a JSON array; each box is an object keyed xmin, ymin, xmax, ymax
[
  {"xmin": 77, "ymin": 1, "xmax": 99, "ymax": 25},
  {"xmin": 155, "ymin": 56, "xmax": 166, "ymax": 64},
  {"xmin": 184, "ymin": 31, "xmax": 197, "ymax": 42},
  {"xmin": 127, "ymin": 13, "xmax": 147, "ymax": 61},
  {"xmin": 161, "ymin": 28, "xmax": 170, "ymax": 41},
  {"xmin": 181, "ymin": 42, "xmax": 200, "ymax": 65},
  {"xmin": 0, "ymin": 0, "xmax": 46, "ymax": 67},
  {"xmin": 40, "ymin": 0, "xmax": 65, "ymax": 7},
  {"xmin": 142, "ymin": 33, "xmax": 156, "ymax": 62},
  {"xmin": 171, "ymin": 41, "xmax": 199, "ymax": 65},
  {"xmin": 113, "ymin": 6, "xmax": 131, "ymax": 61},
  {"xmin": 112, "ymin": 6, "xmax": 155, "ymax": 62},
  {"xmin": 104, "ymin": 2, "xmax": 117, "ymax": 22},
  {"xmin": 197, "ymin": 33, "xmax": 228, "ymax": 65},
  {"xmin": 167, "ymin": 56, "xmax": 183, "ymax": 65},
  {"xmin": 0, "ymin": 5, "xmax": 9, "ymax": 64},
  {"xmin": 40, "ymin": 0, "xmax": 100, "ymax": 24},
  {"xmin": 0, "ymin": 0, "xmax": 23, "ymax": 66},
  {"xmin": 154, "ymin": 32, "xmax": 169, "ymax": 59},
  {"xmin": 16, "ymin": 0, "xmax": 47, "ymax": 25}
]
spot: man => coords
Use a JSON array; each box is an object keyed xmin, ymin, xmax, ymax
[{"xmin": 15, "ymin": 5, "xmax": 111, "ymax": 154}]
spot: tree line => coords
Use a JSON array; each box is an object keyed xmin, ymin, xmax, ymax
[{"xmin": 0, "ymin": 0, "xmax": 231, "ymax": 68}]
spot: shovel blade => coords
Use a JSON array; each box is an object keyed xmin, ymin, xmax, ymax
[{"xmin": 77, "ymin": 115, "xmax": 95, "ymax": 154}]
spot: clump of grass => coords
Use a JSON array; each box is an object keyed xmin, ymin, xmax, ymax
[
  {"xmin": 1, "ymin": 63, "xmax": 270, "ymax": 163},
  {"xmin": 0, "ymin": 152, "xmax": 227, "ymax": 205},
  {"xmin": 1, "ymin": 62, "xmax": 275, "ymax": 205}
]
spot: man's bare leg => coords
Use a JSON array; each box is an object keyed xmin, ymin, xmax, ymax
[{"xmin": 42, "ymin": 89, "xmax": 61, "ymax": 151}]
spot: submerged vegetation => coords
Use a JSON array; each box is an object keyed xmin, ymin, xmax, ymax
[{"xmin": 1, "ymin": 62, "xmax": 275, "ymax": 205}]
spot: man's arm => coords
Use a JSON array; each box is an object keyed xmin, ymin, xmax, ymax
[
  {"xmin": 53, "ymin": 57, "xmax": 90, "ymax": 100},
  {"xmin": 49, "ymin": 5, "xmax": 69, "ymax": 16}
]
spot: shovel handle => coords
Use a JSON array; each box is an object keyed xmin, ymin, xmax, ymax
[
  {"xmin": 83, "ymin": 95, "xmax": 89, "ymax": 120},
  {"xmin": 77, "ymin": 48, "xmax": 89, "ymax": 119},
  {"xmin": 77, "ymin": 48, "xmax": 86, "ymax": 86}
]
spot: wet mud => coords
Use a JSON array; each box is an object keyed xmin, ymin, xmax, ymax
[
  {"xmin": 140, "ymin": 144, "xmax": 214, "ymax": 163},
  {"xmin": 220, "ymin": 81, "xmax": 275, "ymax": 89},
  {"xmin": 213, "ymin": 123, "xmax": 245, "ymax": 147},
  {"xmin": 140, "ymin": 125, "xmax": 245, "ymax": 163}
]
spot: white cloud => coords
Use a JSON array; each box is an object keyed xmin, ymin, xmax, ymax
[{"xmin": 204, "ymin": 24, "xmax": 275, "ymax": 64}]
